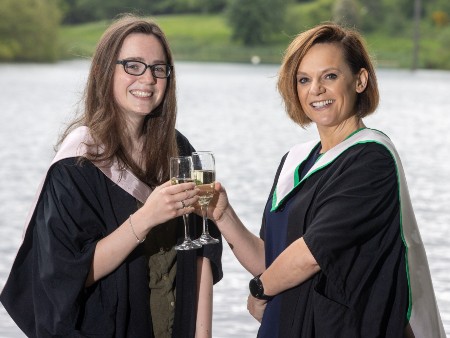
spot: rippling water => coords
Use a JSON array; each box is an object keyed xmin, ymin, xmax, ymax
[{"xmin": 0, "ymin": 61, "xmax": 449, "ymax": 337}]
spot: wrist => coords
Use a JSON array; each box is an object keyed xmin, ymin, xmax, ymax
[
  {"xmin": 129, "ymin": 209, "xmax": 151, "ymax": 241},
  {"xmin": 249, "ymin": 273, "xmax": 274, "ymax": 301},
  {"xmin": 215, "ymin": 204, "xmax": 236, "ymax": 226},
  {"xmin": 129, "ymin": 214, "xmax": 146, "ymax": 244}
]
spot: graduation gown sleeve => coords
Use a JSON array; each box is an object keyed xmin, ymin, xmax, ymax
[
  {"xmin": 280, "ymin": 143, "xmax": 409, "ymax": 337},
  {"xmin": 0, "ymin": 158, "xmax": 153, "ymax": 337}
]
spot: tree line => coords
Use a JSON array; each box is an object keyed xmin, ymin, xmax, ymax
[{"xmin": 1, "ymin": 0, "xmax": 449, "ymax": 63}]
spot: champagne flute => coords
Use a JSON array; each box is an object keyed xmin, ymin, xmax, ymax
[
  {"xmin": 192, "ymin": 151, "xmax": 220, "ymax": 245},
  {"xmin": 170, "ymin": 156, "xmax": 202, "ymax": 250}
]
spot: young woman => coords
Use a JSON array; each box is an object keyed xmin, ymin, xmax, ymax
[{"xmin": 0, "ymin": 15, "xmax": 222, "ymax": 338}]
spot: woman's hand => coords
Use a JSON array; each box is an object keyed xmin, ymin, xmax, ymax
[
  {"xmin": 247, "ymin": 295, "xmax": 267, "ymax": 323},
  {"xmin": 139, "ymin": 180, "xmax": 199, "ymax": 230},
  {"xmin": 207, "ymin": 181, "xmax": 230, "ymax": 223},
  {"xmin": 86, "ymin": 180, "xmax": 199, "ymax": 286}
]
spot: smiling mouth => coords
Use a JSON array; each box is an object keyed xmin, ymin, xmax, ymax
[
  {"xmin": 130, "ymin": 90, "xmax": 152, "ymax": 98},
  {"xmin": 311, "ymin": 99, "xmax": 334, "ymax": 108}
]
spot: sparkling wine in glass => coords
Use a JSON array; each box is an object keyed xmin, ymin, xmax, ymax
[
  {"xmin": 170, "ymin": 156, "xmax": 202, "ymax": 250},
  {"xmin": 192, "ymin": 151, "xmax": 220, "ymax": 245}
]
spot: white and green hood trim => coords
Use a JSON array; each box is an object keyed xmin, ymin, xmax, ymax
[{"xmin": 272, "ymin": 128, "xmax": 445, "ymax": 337}]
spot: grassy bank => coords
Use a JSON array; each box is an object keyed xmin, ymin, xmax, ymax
[
  {"xmin": 60, "ymin": 14, "xmax": 289, "ymax": 64},
  {"xmin": 59, "ymin": 12, "xmax": 444, "ymax": 69}
]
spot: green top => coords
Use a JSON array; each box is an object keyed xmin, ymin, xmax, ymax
[{"xmin": 145, "ymin": 218, "xmax": 178, "ymax": 338}]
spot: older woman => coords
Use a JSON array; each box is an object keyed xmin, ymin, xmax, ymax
[
  {"xmin": 209, "ymin": 23, "xmax": 444, "ymax": 337},
  {"xmin": 1, "ymin": 15, "xmax": 222, "ymax": 337}
]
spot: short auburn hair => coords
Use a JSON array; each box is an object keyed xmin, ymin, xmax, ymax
[{"xmin": 277, "ymin": 23, "xmax": 379, "ymax": 127}]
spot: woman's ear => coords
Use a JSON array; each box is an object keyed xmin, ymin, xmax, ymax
[{"xmin": 356, "ymin": 68, "xmax": 369, "ymax": 93}]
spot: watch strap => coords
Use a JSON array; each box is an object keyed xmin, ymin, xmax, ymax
[{"xmin": 249, "ymin": 274, "xmax": 273, "ymax": 301}]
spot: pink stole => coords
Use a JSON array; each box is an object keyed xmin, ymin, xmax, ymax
[{"xmin": 22, "ymin": 126, "xmax": 152, "ymax": 237}]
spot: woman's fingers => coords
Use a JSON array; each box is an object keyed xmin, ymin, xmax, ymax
[
  {"xmin": 157, "ymin": 181, "xmax": 199, "ymax": 212},
  {"xmin": 247, "ymin": 295, "xmax": 267, "ymax": 323},
  {"xmin": 141, "ymin": 181, "xmax": 200, "ymax": 227},
  {"xmin": 175, "ymin": 194, "xmax": 198, "ymax": 210},
  {"xmin": 165, "ymin": 181, "xmax": 196, "ymax": 194}
]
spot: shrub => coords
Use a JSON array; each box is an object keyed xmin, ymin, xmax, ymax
[
  {"xmin": 0, "ymin": 0, "xmax": 63, "ymax": 62},
  {"xmin": 284, "ymin": 0, "xmax": 334, "ymax": 36},
  {"xmin": 424, "ymin": 26, "xmax": 450, "ymax": 68},
  {"xmin": 431, "ymin": 10, "xmax": 449, "ymax": 27},
  {"xmin": 227, "ymin": 0, "xmax": 289, "ymax": 46}
]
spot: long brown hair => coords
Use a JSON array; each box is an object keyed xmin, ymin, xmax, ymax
[
  {"xmin": 277, "ymin": 23, "xmax": 379, "ymax": 127},
  {"xmin": 58, "ymin": 14, "xmax": 178, "ymax": 187}
]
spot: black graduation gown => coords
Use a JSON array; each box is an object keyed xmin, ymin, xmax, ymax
[
  {"xmin": 0, "ymin": 130, "xmax": 223, "ymax": 337},
  {"xmin": 261, "ymin": 142, "xmax": 409, "ymax": 337}
]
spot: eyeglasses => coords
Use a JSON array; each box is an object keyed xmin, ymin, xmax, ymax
[{"xmin": 116, "ymin": 60, "xmax": 172, "ymax": 78}]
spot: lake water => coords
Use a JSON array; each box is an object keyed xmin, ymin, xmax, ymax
[{"xmin": 0, "ymin": 60, "xmax": 449, "ymax": 337}]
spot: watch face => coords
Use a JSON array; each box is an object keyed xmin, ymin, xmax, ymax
[
  {"xmin": 249, "ymin": 277, "xmax": 263, "ymax": 298},
  {"xmin": 249, "ymin": 275, "xmax": 273, "ymax": 301}
]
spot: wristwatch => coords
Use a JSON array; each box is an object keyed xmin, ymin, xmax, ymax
[{"xmin": 249, "ymin": 274, "xmax": 273, "ymax": 301}]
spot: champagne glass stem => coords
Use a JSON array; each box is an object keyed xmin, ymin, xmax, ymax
[
  {"xmin": 201, "ymin": 204, "xmax": 209, "ymax": 236},
  {"xmin": 196, "ymin": 201, "xmax": 219, "ymax": 245},
  {"xmin": 182, "ymin": 214, "xmax": 190, "ymax": 240},
  {"xmin": 175, "ymin": 213, "xmax": 201, "ymax": 250}
]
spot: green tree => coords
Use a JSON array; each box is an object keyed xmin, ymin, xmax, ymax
[
  {"xmin": 284, "ymin": 0, "xmax": 334, "ymax": 34},
  {"xmin": 62, "ymin": 0, "xmax": 227, "ymax": 23},
  {"xmin": 359, "ymin": 0, "xmax": 384, "ymax": 32},
  {"xmin": 0, "ymin": 0, "xmax": 63, "ymax": 61},
  {"xmin": 332, "ymin": 0, "xmax": 361, "ymax": 28},
  {"xmin": 428, "ymin": 26, "xmax": 450, "ymax": 68},
  {"xmin": 382, "ymin": 0, "xmax": 409, "ymax": 35},
  {"xmin": 425, "ymin": 0, "xmax": 450, "ymax": 25},
  {"xmin": 147, "ymin": 0, "xmax": 227, "ymax": 14},
  {"xmin": 227, "ymin": 0, "xmax": 289, "ymax": 46}
]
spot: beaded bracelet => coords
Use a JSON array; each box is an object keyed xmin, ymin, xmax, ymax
[{"xmin": 129, "ymin": 214, "xmax": 146, "ymax": 244}]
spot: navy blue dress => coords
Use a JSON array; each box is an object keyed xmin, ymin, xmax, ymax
[{"xmin": 258, "ymin": 146, "xmax": 321, "ymax": 338}]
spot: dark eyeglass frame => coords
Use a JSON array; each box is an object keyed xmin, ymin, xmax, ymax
[{"xmin": 116, "ymin": 60, "xmax": 172, "ymax": 78}]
